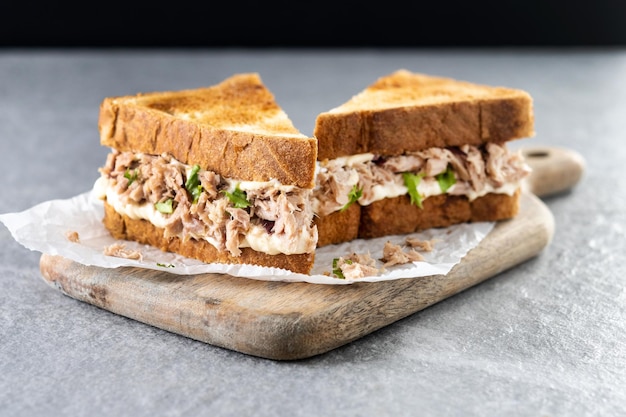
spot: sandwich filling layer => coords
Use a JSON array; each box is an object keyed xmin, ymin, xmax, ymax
[
  {"xmin": 95, "ymin": 151, "xmax": 317, "ymax": 256},
  {"xmin": 313, "ymin": 143, "xmax": 531, "ymax": 216}
]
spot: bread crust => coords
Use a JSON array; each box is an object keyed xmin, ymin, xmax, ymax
[
  {"xmin": 103, "ymin": 201, "xmax": 315, "ymax": 274},
  {"xmin": 99, "ymin": 73, "xmax": 317, "ymax": 189},
  {"xmin": 314, "ymin": 203, "xmax": 361, "ymax": 247},
  {"xmin": 358, "ymin": 189, "xmax": 521, "ymax": 239},
  {"xmin": 315, "ymin": 70, "xmax": 534, "ymax": 160}
]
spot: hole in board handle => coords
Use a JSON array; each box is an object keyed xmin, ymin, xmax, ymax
[{"xmin": 524, "ymin": 150, "xmax": 550, "ymax": 159}]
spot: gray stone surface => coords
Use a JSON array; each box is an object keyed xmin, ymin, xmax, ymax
[{"xmin": 1, "ymin": 49, "xmax": 624, "ymax": 416}]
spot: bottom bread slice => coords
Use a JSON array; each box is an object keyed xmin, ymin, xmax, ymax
[
  {"xmin": 314, "ymin": 203, "xmax": 361, "ymax": 247},
  {"xmin": 358, "ymin": 189, "xmax": 521, "ymax": 239},
  {"xmin": 103, "ymin": 201, "xmax": 315, "ymax": 274}
]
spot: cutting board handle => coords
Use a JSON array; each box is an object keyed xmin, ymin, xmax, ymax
[{"xmin": 521, "ymin": 146, "xmax": 586, "ymax": 198}]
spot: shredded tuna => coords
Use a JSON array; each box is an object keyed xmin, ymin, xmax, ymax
[
  {"xmin": 225, "ymin": 207, "xmax": 250, "ymax": 256},
  {"xmin": 332, "ymin": 239, "xmax": 435, "ymax": 279},
  {"xmin": 189, "ymin": 194, "xmax": 229, "ymax": 250},
  {"xmin": 441, "ymin": 147, "xmax": 471, "ymax": 182},
  {"xmin": 345, "ymin": 251, "xmax": 378, "ymax": 268},
  {"xmin": 485, "ymin": 143, "xmax": 531, "ymax": 186},
  {"xmin": 313, "ymin": 143, "xmax": 531, "ymax": 216},
  {"xmin": 340, "ymin": 262, "xmax": 379, "ymax": 279},
  {"xmin": 336, "ymin": 252, "xmax": 380, "ymax": 279},
  {"xmin": 424, "ymin": 156, "xmax": 449, "ymax": 177},
  {"xmin": 380, "ymin": 154, "xmax": 423, "ymax": 172},
  {"xmin": 381, "ymin": 241, "xmax": 424, "ymax": 267},
  {"xmin": 103, "ymin": 242, "xmax": 143, "ymax": 260},
  {"xmin": 405, "ymin": 236, "xmax": 435, "ymax": 252},
  {"xmin": 247, "ymin": 186, "xmax": 317, "ymax": 254},
  {"xmin": 198, "ymin": 171, "xmax": 221, "ymax": 199},
  {"xmin": 271, "ymin": 193, "xmax": 299, "ymax": 236},
  {"xmin": 464, "ymin": 145, "xmax": 488, "ymax": 192},
  {"xmin": 313, "ymin": 162, "xmax": 359, "ymax": 216},
  {"xmin": 354, "ymin": 163, "xmax": 398, "ymax": 206},
  {"xmin": 249, "ymin": 187, "xmax": 282, "ymax": 221},
  {"xmin": 99, "ymin": 151, "xmax": 317, "ymax": 257}
]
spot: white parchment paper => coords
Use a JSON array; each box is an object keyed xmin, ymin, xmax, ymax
[{"xmin": 0, "ymin": 187, "xmax": 494, "ymax": 285}]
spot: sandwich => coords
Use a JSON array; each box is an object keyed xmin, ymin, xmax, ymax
[
  {"xmin": 94, "ymin": 73, "xmax": 319, "ymax": 274},
  {"xmin": 93, "ymin": 70, "xmax": 533, "ymax": 276},
  {"xmin": 312, "ymin": 70, "xmax": 534, "ymax": 246}
]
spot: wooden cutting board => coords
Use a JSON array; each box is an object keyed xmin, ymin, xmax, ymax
[{"xmin": 39, "ymin": 146, "xmax": 584, "ymax": 360}]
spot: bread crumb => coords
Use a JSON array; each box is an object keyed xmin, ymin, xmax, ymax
[{"xmin": 103, "ymin": 242, "xmax": 142, "ymax": 260}]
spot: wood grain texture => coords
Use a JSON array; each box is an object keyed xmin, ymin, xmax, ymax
[{"xmin": 39, "ymin": 191, "xmax": 554, "ymax": 360}]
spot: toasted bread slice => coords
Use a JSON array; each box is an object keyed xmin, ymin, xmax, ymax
[
  {"xmin": 314, "ymin": 69, "xmax": 534, "ymax": 160},
  {"xmin": 99, "ymin": 73, "xmax": 317, "ymax": 188},
  {"xmin": 314, "ymin": 203, "xmax": 361, "ymax": 247},
  {"xmin": 314, "ymin": 191, "xmax": 521, "ymax": 246},
  {"xmin": 358, "ymin": 190, "xmax": 521, "ymax": 239}
]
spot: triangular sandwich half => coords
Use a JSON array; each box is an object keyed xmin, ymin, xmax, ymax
[
  {"xmin": 95, "ymin": 73, "xmax": 318, "ymax": 274},
  {"xmin": 312, "ymin": 69, "xmax": 534, "ymax": 246}
]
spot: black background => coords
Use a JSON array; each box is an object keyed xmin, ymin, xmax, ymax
[{"xmin": 3, "ymin": 1, "xmax": 626, "ymax": 48}]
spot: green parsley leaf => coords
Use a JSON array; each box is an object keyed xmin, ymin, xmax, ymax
[
  {"xmin": 185, "ymin": 164, "xmax": 203, "ymax": 203},
  {"xmin": 402, "ymin": 172, "xmax": 425, "ymax": 208},
  {"xmin": 157, "ymin": 262, "xmax": 175, "ymax": 268},
  {"xmin": 190, "ymin": 185, "xmax": 203, "ymax": 203},
  {"xmin": 155, "ymin": 199, "xmax": 174, "ymax": 214},
  {"xmin": 340, "ymin": 184, "xmax": 363, "ymax": 212},
  {"xmin": 332, "ymin": 258, "xmax": 352, "ymax": 279},
  {"xmin": 222, "ymin": 184, "xmax": 252, "ymax": 209},
  {"xmin": 436, "ymin": 166, "xmax": 456, "ymax": 193},
  {"xmin": 332, "ymin": 258, "xmax": 345, "ymax": 279},
  {"xmin": 124, "ymin": 169, "xmax": 138, "ymax": 186}
]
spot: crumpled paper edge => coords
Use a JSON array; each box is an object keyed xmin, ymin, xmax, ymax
[{"xmin": 0, "ymin": 189, "xmax": 494, "ymax": 285}]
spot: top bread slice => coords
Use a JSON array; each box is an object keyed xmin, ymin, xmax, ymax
[
  {"xmin": 314, "ymin": 69, "xmax": 534, "ymax": 160},
  {"xmin": 99, "ymin": 73, "xmax": 317, "ymax": 189}
]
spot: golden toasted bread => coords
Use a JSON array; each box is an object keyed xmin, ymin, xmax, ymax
[
  {"xmin": 99, "ymin": 73, "xmax": 317, "ymax": 188},
  {"xmin": 315, "ymin": 69, "xmax": 534, "ymax": 160},
  {"xmin": 358, "ymin": 190, "xmax": 521, "ymax": 239},
  {"xmin": 314, "ymin": 203, "xmax": 361, "ymax": 247}
]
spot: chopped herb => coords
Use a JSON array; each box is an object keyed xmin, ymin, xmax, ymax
[
  {"xmin": 332, "ymin": 257, "xmax": 352, "ymax": 279},
  {"xmin": 185, "ymin": 164, "xmax": 203, "ymax": 203},
  {"xmin": 155, "ymin": 199, "xmax": 174, "ymax": 214},
  {"xmin": 340, "ymin": 184, "xmax": 363, "ymax": 212},
  {"xmin": 436, "ymin": 166, "xmax": 456, "ymax": 193},
  {"xmin": 222, "ymin": 184, "xmax": 252, "ymax": 209},
  {"xmin": 124, "ymin": 169, "xmax": 138, "ymax": 186},
  {"xmin": 403, "ymin": 172, "xmax": 425, "ymax": 208},
  {"xmin": 190, "ymin": 185, "xmax": 203, "ymax": 203},
  {"xmin": 157, "ymin": 263, "xmax": 175, "ymax": 268}
]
